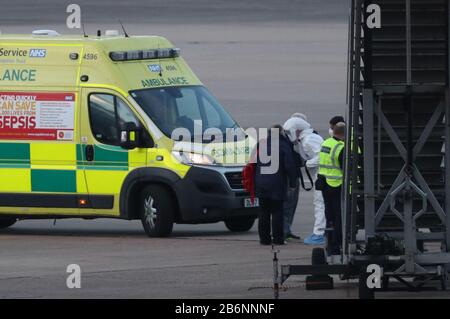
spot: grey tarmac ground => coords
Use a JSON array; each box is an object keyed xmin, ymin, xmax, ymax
[{"xmin": 1, "ymin": 0, "xmax": 450, "ymax": 298}]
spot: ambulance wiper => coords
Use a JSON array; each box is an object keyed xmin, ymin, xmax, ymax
[{"xmin": 172, "ymin": 135, "xmax": 214, "ymax": 143}]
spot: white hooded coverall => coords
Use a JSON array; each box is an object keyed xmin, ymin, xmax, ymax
[{"xmin": 283, "ymin": 118, "xmax": 326, "ymax": 236}]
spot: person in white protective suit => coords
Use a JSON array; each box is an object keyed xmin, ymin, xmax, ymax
[
  {"xmin": 281, "ymin": 112, "xmax": 309, "ymax": 240},
  {"xmin": 283, "ymin": 117, "xmax": 326, "ymax": 245}
]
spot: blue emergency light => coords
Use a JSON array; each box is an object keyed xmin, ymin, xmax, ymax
[{"xmin": 109, "ymin": 48, "xmax": 180, "ymax": 61}]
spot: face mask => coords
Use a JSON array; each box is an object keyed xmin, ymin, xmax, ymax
[{"xmin": 329, "ymin": 128, "xmax": 334, "ymax": 137}]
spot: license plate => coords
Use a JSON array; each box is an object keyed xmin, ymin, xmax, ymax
[{"xmin": 244, "ymin": 197, "xmax": 259, "ymax": 208}]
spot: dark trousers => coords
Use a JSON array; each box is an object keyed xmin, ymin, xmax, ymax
[
  {"xmin": 283, "ymin": 183, "xmax": 300, "ymax": 236},
  {"xmin": 258, "ymin": 198, "xmax": 284, "ymax": 244},
  {"xmin": 321, "ymin": 184, "xmax": 342, "ymax": 254}
]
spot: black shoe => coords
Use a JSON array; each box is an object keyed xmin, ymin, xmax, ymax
[
  {"xmin": 260, "ymin": 240, "xmax": 272, "ymax": 246},
  {"xmin": 273, "ymin": 240, "xmax": 286, "ymax": 245},
  {"xmin": 286, "ymin": 233, "xmax": 301, "ymax": 240}
]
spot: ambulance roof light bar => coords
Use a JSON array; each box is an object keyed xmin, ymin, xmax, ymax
[{"xmin": 109, "ymin": 48, "xmax": 180, "ymax": 62}]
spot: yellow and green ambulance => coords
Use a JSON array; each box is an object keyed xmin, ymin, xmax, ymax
[{"xmin": 0, "ymin": 31, "xmax": 258, "ymax": 236}]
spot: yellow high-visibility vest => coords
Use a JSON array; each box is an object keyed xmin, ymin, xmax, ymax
[{"xmin": 319, "ymin": 137, "xmax": 345, "ymax": 187}]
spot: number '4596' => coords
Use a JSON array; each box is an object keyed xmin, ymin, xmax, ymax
[{"xmin": 83, "ymin": 53, "xmax": 98, "ymax": 60}]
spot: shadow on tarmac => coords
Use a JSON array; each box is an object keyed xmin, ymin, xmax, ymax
[{"xmin": 0, "ymin": 226, "xmax": 257, "ymax": 239}]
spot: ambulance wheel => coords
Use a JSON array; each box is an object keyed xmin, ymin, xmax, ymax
[
  {"xmin": 0, "ymin": 218, "xmax": 16, "ymax": 229},
  {"xmin": 224, "ymin": 216, "xmax": 256, "ymax": 232},
  {"xmin": 140, "ymin": 185, "xmax": 174, "ymax": 237}
]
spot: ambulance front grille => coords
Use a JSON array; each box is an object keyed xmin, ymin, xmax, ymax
[{"xmin": 224, "ymin": 172, "xmax": 243, "ymax": 190}]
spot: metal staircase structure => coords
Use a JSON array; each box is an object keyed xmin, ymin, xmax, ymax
[
  {"xmin": 278, "ymin": 0, "xmax": 450, "ymax": 298},
  {"xmin": 344, "ymin": 0, "xmax": 450, "ymax": 290}
]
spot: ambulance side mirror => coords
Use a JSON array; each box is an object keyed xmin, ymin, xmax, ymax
[{"xmin": 119, "ymin": 122, "xmax": 141, "ymax": 150}]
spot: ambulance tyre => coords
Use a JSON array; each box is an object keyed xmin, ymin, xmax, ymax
[
  {"xmin": 224, "ymin": 216, "xmax": 256, "ymax": 232},
  {"xmin": 0, "ymin": 218, "xmax": 16, "ymax": 229},
  {"xmin": 140, "ymin": 185, "xmax": 174, "ymax": 237}
]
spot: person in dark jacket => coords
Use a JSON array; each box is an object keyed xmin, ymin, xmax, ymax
[
  {"xmin": 255, "ymin": 125, "xmax": 298, "ymax": 245},
  {"xmin": 282, "ymin": 142, "xmax": 303, "ymax": 240}
]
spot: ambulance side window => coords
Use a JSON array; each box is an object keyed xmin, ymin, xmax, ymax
[
  {"xmin": 88, "ymin": 93, "xmax": 140, "ymax": 146},
  {"xmin": 117, "ymin": 98, "xmax": 140, "ymax": 127}
]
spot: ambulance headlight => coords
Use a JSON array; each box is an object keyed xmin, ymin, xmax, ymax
[{"xmin": 172, "ymin": 151, "xmax": 216, "ymax": 166}]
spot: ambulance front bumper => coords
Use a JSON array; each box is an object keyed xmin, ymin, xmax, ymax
[{"xmin": 173, "ymin": 165, "xmax": 260, "ymax": 223}]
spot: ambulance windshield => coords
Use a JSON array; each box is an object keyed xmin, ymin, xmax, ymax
[{"xmin": 130, "ymin": 86, "xmax": 244, "ymax": 142}]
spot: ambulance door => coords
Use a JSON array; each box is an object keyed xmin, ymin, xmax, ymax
[{"xmin": 79, "ymin": 88, "xmax": 148, "ymax": 216}]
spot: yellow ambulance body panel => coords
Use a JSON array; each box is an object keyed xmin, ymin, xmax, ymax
[{"xmin": 0, "ymin": 33, "xmax": 257, "ymax": 236}]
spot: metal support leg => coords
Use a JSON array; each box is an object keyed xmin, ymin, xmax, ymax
[
  {"xmin": 445, "ymin": 89, "xmax": 450, "ymax": 251},
  {"xmin": 363, "ymin": 89, "xmax": 375, "ymax": 238},
  {"xmin": 273, "ymin": 248, "xmax": 279, "ymax": 299},
  {"xmin": 404, "ymin": 179, "xmax": 417, "ymax": 273}
]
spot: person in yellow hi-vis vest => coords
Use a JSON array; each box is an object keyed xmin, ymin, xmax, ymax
[{"xmin": 316, "ymin": 122, "xmax": 346, "ymax": 255}]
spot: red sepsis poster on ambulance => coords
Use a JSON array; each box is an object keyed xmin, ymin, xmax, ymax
[{"xmin": 0, "ymin": 92, "xmax": 75, "ymax": 140}]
